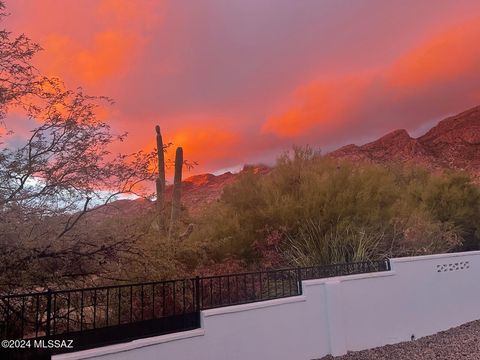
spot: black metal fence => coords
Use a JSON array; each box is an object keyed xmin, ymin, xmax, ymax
[
  {"xmin": 0, "ymin": 279, "xmax": 200, "ymax": 359},
  {"xmin": 0, "ymin": 259, "xmax": 390, "ymax": 358},
  {"xmin": 199, "ymin": 268, "xmax": 302, "ymax": 309},
  {"xmin": 300, "ymin": 259, "xmax": 390, "ymax": 280}
]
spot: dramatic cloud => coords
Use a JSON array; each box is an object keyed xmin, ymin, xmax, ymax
[
  {"xmin": 388, "ymin": 20, "xmax": 480, "ymax": 88},
  {"xmin": 4, "ymin": 0, "xmax": 480, "ymax": 176},
  {"xmin": 262, "ymin": 75, "xmax": 370, "ymax": 137},
  {"xmin": 263, "ymin": 17, "xmax": 480, "ymax": 147}
]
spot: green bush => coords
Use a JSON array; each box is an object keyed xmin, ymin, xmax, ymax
[{"xmin": 190, "ymin": 147, "xmax": 480, "ymax": 267}]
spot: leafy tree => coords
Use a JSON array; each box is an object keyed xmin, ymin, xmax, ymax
[{"xmin": 0, "ymin": 2, "xmax": 156, "ymax": 291}]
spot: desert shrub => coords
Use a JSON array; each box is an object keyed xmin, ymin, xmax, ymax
[
  {"xmin": 420, "ymin": 174, "xmax": 480, "ymax": 250},
  {"xmin": 282, "ymin": 220, "xmax": 385, "ymax": 267},
  {"xmin": 190, "ymin": 147, "xmax": 480, "ymax": 267}
]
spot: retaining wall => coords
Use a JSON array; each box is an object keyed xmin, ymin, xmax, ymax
[{"xmin": 55, "ymin": 251, "xmax": 480, "ymax": 360}]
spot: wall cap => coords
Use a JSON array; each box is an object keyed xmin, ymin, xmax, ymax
[
  {"xmin": 202, "ymin": 295, "xmax": 307, "ymax": 318},
  {"xmin": 391, "ymin": 251, "xmax": 480, "ymax": 264},
  {"xmin": 52, "ymin": 329, "xmax": 205, "ymax": 360},
  {"xmin": 303, "ymin": 270, "xmax": 395, "ymax": 287}
]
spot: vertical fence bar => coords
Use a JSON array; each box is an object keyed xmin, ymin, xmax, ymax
[
  {"xmin": 250, "ymin": 274, "xmax": 255, "ymax": 300},
  {"xmin": 244, "ymin": 275, "xmax": 248, "ymax": 301},
  {"xmin": 259, "ymin": 273, "xmax": 263, "ymax": 300},
  {"xmin": 93, "ymin": 289, "xmax": 97, "ymax": 329},
  {"xmin": 35, "ymin": 294, "xmax": 40, "ymax": 337},
  {"xmin": 45, "ymin": 289, "xmax": 52, "ymax": 337},
  {"xmin": 52, "ymin": 292, "xmax": 57, "ymax": 336},
  {"xmin": 21, "ymin": 296, "xmax": 25, "ymax": 338},
  {"xmin": 141, "ymin": 285, "xmax": 145, "ymax": 321},
  {"xmin": 106, "ymin": 288, "xmax": 110, "ymax": 327},
  {"xmin": 297, "ymin": 267, "xmax": 302, "ymax": 295},
  {"xmin": 129, "ymin": 286, "xmax": 133, "ymax": 323},
  {"xmin": 235, "ymin": 275, "xmax": 240, "ymax": 303},
  {"xmin": 162, "ymin": 283, "xmax": 166, "ymax": 317},
  {"xmin": 152, "ymin": 284, "xmax": 155, "ymax": 319},
  {"xmin": 195, "ymin": 277, "xmax": 201, "ymax": 312},
  {"xmin": 274, "ymin": 272, "xmax": 278, "ymax": 298},
  {"xmin": 218, "ymin": 277, "xmax": 222, "ymax": 306},
  {"xmin": 173, "ymin": 281, "xmax": 176, "ymax": 315},
  {"xmin": 266, "ymin": 272, "xmax": 270, "ymax": 298},
  {"xmin": 227, "ymin": 276, "xmax": 231, "ymax": 305},
  {"xmin": 182, "ymin": 280, "xmax": 186, "ymax": 314},
  {"xmin": 117, "ymin": 288, "xmax": 121, "ymax": 325},
  {"xmin": 80, "ymin": 290, "xmax": 84, "ymax": 332},
  {"xmin": 209, "ymin": 279, "xmax": 213, "ymax": 308},
  {"xmin": 5, "ymin": 297, "xmax": 10, "ymax": 338},
  {"xmin": 257, "ymin": 273, "xmax": 261, "ymax": 300},
  {"xmin": 66, "ymin": 292, "xmax": 71, "ymax": 332},
  {"xmin": 288, "ymin": 270, "xmax": 293, "ymax": 296}
]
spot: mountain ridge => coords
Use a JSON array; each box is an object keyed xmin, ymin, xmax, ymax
[
  {"xmin": 103, "ymin": 105, "xmax": 480, "ymax": 214},
  {"xmin": 330, "ymin": 105, "xmax": 480, "ymax": 180}
]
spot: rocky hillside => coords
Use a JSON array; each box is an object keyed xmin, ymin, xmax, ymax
[
  {"xmin": 102, "ymin": 105, "xmax": 480, "ymax": 214},
  {"xmin": 166, "ymin": 165, "xmax": 270, "ymax": 212},
  {"xmin": 165, "ymin": 171, "xmax": 237, "ymax": 212},
  {"xmin": 96, "ymin": 165, "xmax": 269, "ymax": 216},
  {"xmin": 175, "ymin": 104, "xmax": 480, "ymax": 210},
  {"xmin": 330, "ymin": 105, "xmax": 480, "ymax": 182}
]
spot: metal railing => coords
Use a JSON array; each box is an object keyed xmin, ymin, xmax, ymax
[
  {"xmin": 199, "ymin": 267, "xmax": 302, "ymax": 309},
  {"xmin": 300, "ymin": 259, "xmax": 390, "ymax": 280},
  {"xmin": 0, "ymin": 259, "xmax": 390, "ymax": 356},
  {"xmin": 0, "ymin": 278, "xmax": 200, "ymax": 357}
]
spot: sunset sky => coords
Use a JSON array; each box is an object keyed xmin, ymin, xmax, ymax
[{"xmin": 5, "ymin": 0, "xmax": 480, "ymax": 176}]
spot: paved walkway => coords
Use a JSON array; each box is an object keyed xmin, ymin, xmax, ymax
[{"xmin": 318, "ymin": 320, "xmax": 480, "ymax": 360}]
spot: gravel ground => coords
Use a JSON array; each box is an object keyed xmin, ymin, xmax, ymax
[{"xmin": 318, "ymin": 320, "xmax": 480, "ymax": 360}]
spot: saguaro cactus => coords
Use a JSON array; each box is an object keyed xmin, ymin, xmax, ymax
[
  {"xmin": 169, "ymin": 147, "xmax": 183, "ymax": 238},
  {"xmin": 155, "ymin": 125, "xmax": 166, "ymax": 229}
]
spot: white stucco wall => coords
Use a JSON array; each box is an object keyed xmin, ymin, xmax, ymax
[
  {"xmin": 340, "ymin": 251, "xmax": 480, "ymax": 351},
  {"xmin": 56, "ymin": 293, "xmax": 332, "ymax": 360},
  {"xmin": 54, "ymin": 251, "xmax": 480, "ymax": 360}
]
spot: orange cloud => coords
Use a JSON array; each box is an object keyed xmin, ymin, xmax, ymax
[
  {"xmin": 13, "ymin": 0, "xmax": 160, "ymax": 86},
  {"xmin": 388, "ymin": 19, "xmax": 480, "ymax": 88},
  {"xmin": 76, "ymin": 31, "xmax": 137, "ymax": 83},
  {"xmin": 137, "ymin": 120, "xmax": 241, "ymax": 176},
  {"xmin": 41, "ymin": 31, "xmax": 138, "ymax": 84},
  {"xmin": 262, "ymin": 76, "xmax": 370, "ymax": 137},
  {"xmin": 171, "ymin": 124, "xmax": 240, "ymax": 163},
  {"xmin": 263, "ymin": 18, "xmax": 480, "ymax": 139}
]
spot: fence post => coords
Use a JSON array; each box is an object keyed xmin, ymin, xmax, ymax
[
  {"xmin": 296, "ymin": 267, "xmax": 302, "ymax": 295},
  {"xmin": 45, "ymin": 289, "xmax": 52, "ymax": 338},
  {"xmin": 195, "ymin": 276, "xmax": 201, "ymax": 312},
  {"xmin": 4, "ymin": 297, "xmax": 10, "ymax": 338}
]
